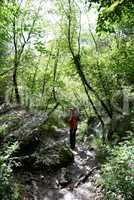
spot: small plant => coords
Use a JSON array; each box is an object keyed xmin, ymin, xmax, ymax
[
  {"xmin": 0, "ymin": 156, "xmax": 22, "ymax": 200},
  {"xmin": 0, "ymin": 142, "xmax": 21, "ymax": 200}
]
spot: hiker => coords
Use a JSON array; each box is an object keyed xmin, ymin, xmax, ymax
[{"xmin": 69, "ymin": 108, "xmax": 78, "ymax": 149}]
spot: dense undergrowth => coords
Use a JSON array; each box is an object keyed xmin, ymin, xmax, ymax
[
  {"xmin": 91, "ymin": 136, "xmax": 134, "ymax": 200},
  {"xmin": 101, "ymin": 139, "xmax": 134, "ymax": 200}
]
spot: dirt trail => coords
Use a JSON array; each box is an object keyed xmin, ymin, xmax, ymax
[{"xmin": 17, "ymin": 129, "xmax": 102, "ymax": 200}]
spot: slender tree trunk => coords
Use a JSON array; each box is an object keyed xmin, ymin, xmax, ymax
[
  {"xmin": 67, "ymin": 2, "xmax": 112, "ymax": 119},
  {"xmin": 12, "ymin": 8, "xmax": 38, "ymax": 105},
  {"xmin": 83, "ymin": 81, "xmax": 104, "ymax": 127},
  {"xmin": 13, "ymin": 62, "xmax": 21, "ymax": 104},
  {"xmin": 47, "ymin": 102, "xmax": 60, "ymax": 117},
  {"xmin": 73, "ymin": 55, "xmax": 112, "ymax": 119},
  {"xmin": 13, "ymin": 16, "xmax": 21, "ymax": 104}
]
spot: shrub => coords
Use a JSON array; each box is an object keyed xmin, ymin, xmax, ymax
[
  {"xmin": 101, "ymin": 139, "xmax": 134, "ymax": 200},
  {"xmin": 0, "ymin": 142, "xmax": 21, "ymax": 200},
  {"xmin": 90, "ymin": 137, "xmax": 111, "ymax": 163},
  {"xmin": 0, "ymin": 157, "xmax": 22, "ymax": 200}
]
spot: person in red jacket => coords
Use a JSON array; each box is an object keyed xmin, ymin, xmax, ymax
[{"xmin": 69, "ymin": 108, "xmax": 78, "ymax": 149}]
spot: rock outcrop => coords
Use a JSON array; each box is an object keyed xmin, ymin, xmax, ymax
[{"xmin": 0, "ymin": 104, "xmax": 73, "ymax": 171}]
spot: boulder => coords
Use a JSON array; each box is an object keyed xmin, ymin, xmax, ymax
[
  {"xmin": 11, "ymin": 137, "xmax": 74, "ymax": 171},
  {"xmin": 0, "ymin": 106, "xmax": 74, "ymax": 171}
]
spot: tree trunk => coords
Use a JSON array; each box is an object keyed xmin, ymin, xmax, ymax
[
  {"xmin": 67, "ymin": 0, "xmax": 112, "ymax": 121},
  {"xmin": 73, "ymin": 55, "xmax": 112, "ymax": 119},
  {"xmin": 83, "ymin": 82, "xmax": 104, "ymax": 127},
  {"xmin": 13, "ymin": 63, "xmax": 21, "ymax": 104}
]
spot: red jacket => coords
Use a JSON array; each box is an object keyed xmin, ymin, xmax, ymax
[{"xmin": 69, "ymin": 115, "xmax": 77, "ymax": 129}]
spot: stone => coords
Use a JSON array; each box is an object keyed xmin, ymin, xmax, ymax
[{"xmin": 0, "ymin": 106, "xmax": 74, "ymax": 171}]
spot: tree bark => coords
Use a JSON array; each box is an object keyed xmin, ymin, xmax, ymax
[
  {"xmin": 13, "ymin": 61, "xmax": 21, "ymax": 104},
  {"xmin": 13, "ymin": 16, "xmax": 21, "ymax": 104}
]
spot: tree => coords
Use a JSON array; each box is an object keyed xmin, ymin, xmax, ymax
[
  {"xmin": 58, "ymin": 0, "xmax": 113, "ymax": 123},
  {"xmin": 87, "ymin": 0, "xmax": 134, "ymax": 33},
  {"xmin": 10, "ymin": 0, "xmax": 41, "ymax": 104}
]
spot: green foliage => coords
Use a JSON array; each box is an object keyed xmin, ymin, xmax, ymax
[
  {"xmin": 44, "ymin": 111, "xmax": 65, "ymax": 129},
  {"xmin": 78, "ymin": 120, "xmax": 88, "ymax": 141},
  {"xmin": 91, "ymin": 137, "xmax": 111, "ymax": 163},
  {"xmin": 0, "ymin": 140, "xmax": 21, "ymax": 200},
  {"xmin": 0, "ymin": 0, "xmax": 134, "ymax": 199},
  {"xmin": 0, "ymin": 158, "xmax": 21, "ymax": 200},
  {"xmin": 101, "ymin": 139, "xmax": 134, "ymax": 200},
  {"xmin": 0, "ymin": 126, "xmax": 5, "ymax": 138},
  {"xmin": 95, "ymin": 0, "xmax": 134, "ymax": 33},
  {"xmin": 0, "ymin": 158, "xmax": 13, "ymax": 200}
]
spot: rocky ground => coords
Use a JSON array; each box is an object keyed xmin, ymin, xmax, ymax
[
  {"xmin": 15, "ymin": 130, "xmax": 102, "ymax": 200},
  {"xmin": 0, "ymin": 104, "xmax": 102, "ymax": 200}
]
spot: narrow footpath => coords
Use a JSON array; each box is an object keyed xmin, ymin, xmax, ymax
[{"xmin": 18, "ymin": 129, "xmax": 102, "ymax": 200}]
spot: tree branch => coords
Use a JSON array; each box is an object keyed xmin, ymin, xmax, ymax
[
  {"xmin": 47, "ymin": 102, "xmax": 60, "ymax": 118},
  {"xmin": 0, "ymin": 67, "xmax": 14, "ymax": 76},
  {"xmin": 78, "ymin": 11, "xmax": 81, "ymax": 56}
]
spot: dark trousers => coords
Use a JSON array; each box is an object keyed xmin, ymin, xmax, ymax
[{"xmin": 70, "ymin": 128, "xmax": 77, "ymax": 149}]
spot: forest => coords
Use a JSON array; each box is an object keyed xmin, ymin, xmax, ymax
[{"xmin": 0, "ymin": 0, "xmax": 134, "ymax": 199}]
